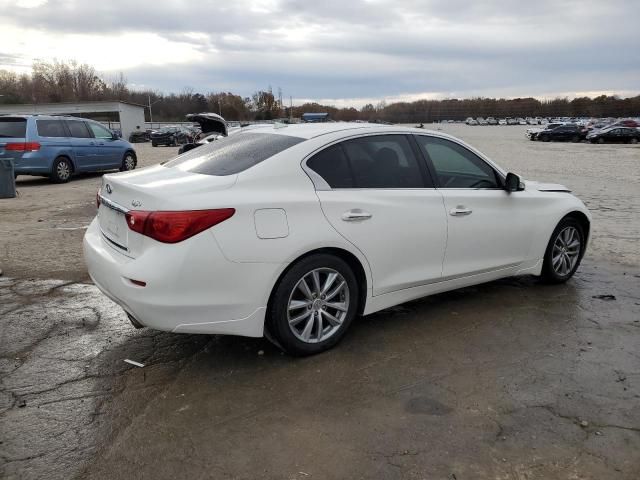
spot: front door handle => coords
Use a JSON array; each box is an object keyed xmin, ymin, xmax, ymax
[
  {"xmin": 449, "ymin": 206, "xmax": 473, "ymax": 216},
  {"xmin": 342, "ymin": 209, "xmax": 372, "ymax": 221}
]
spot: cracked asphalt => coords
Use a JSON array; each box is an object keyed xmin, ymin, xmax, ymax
[{"xmin": 1, "ymin": 128, "xmax": 639, "ymax": 479}]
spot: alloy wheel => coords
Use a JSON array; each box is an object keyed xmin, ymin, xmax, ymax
[
  {"xmin": 124, "ymin": 155, "xmax": 135, "ymax": 170},
  {"xmin": 57, "ymin": 161, "xmax": 70, "ymax": 181},
  {"xmin": 551, "ymin": 226, "xmax": 581, "ymax": 276},
  {"xmin": 287, "ymin": 268, "xmax": 350, "ymax": 344}
]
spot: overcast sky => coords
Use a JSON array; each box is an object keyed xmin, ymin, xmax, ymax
[{"xmin": 1, "ymin": 0, "xmax": 638, "ymax": 107}]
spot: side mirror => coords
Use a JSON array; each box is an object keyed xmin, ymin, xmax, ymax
[
  {"xmin": 504, "ymin": 172, "xmax": 524, "ymax": 192},
  {"xmin": 112, "ymin": 132, "xmax": 119, "ymax": 140}
]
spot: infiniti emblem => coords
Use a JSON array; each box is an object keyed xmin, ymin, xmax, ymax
[
  {"xmin": 105, "ymin": 184, "xmax": 112, "ymax": 194},
  {"xmin": 131, "ymin": 200, "xmax": 142, "ymax": 207}
]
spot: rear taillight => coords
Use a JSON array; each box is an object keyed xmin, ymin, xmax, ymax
[
  {"xmin": 125, "ymin": 209, "xmax": 235, "ymax": 244},
  {"xmin": 6, "ymin": 142, "xmax": 41, "ymax": 152}
]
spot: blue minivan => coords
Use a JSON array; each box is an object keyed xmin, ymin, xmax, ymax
[{"xmin": 0, "ymin": 115, "xmax": 137, "ymax": 183}]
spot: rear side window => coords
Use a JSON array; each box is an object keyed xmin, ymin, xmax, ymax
[
  {"xmin": 306, "ymin": 135, "xmax": 427, "ymax": 188},
  {"xmin": 37, "ymin": 120, "xmax": 67, "ymax": 138},
  {"xmin": 66, "ymin": 121, "xmax": 92, "ymax": 138},
  {"xmin": 164, "ymin": 132, "xmax": 304, "ymax": 176},
  {"xmin": 88, "ymin": 122, "xmax": 113, "ymax": 139},
  {"xmin": 0, "ymin": 118, "xmax": 27, "ymax": 138},
  {"xmin": 306, "ymin": 144, "xmax": 353, "ymax": 188}
]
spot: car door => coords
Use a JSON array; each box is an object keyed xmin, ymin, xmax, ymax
[
  {"xmin": 86, "ymin": 122, "xmax": 121, "ymax": 168},
  {"xmin": 306, "ymin": 134, "xmax": 447, "ymax": 296},
  {"xmin": 414, "ymin": 134, "xmax": 534, "ymax": 278},
  {"xmin": 64, "ymin": 120, "xmax": 96, "ymax": 171}
]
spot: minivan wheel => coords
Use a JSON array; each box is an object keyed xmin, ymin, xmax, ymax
[
  {"xmin": 541, "ymin": 218, "xmax": 585, "ymax": 284},
  {"xmin": 120, "ymin": 153, "xmax": 136, "ymax": 172},
  {"xmin": 267, "ymin": 254, "xmax": 359, "ymax": 356},
  {"xmin": 51, "ymin": 157, "xmax": 72, "ymax": 183}
]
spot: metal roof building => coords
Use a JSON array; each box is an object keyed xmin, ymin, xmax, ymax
[{"xmin": 0, "ymin": 101, "xmax": 146, "ymax": 140}]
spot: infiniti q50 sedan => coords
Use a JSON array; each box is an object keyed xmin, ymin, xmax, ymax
[{"xmin": 84, "ymin": 123, "xmax": 590, "ymax": 356}]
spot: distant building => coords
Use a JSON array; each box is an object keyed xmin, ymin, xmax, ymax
[{"xmin": 301, "ymin": 112, "xmax": 331, "ymax": 123}]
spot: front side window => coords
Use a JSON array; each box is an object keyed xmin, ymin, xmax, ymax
[
  {"xmin": 164, "ymin": 132, "xmax": 304, "ymax": 176},
  {"xmin": 415, "ymin": 136, "xmax": 500, "ymax": 189},
  {"xmin": 306, "ymin": 135, "xmax": 427, "ymax": 189},
  {"xmin": 36, "ymin": 120, "xmax": 67, "ymax": 138},
  {"xmin": 66, "ymin": 121, "xmax": 92, "ymax": 138},
  {"xmin": 87, "ymin": 123, "xmax": 113, "ymax": 139}
]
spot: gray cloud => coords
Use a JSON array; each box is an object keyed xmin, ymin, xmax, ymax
[{"xmin": 2, "ymin": 0, "xmax": 639, "ymax": 102}]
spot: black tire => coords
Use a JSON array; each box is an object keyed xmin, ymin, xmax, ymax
[
  {"xmin": 151, "ymin": 142, "xmax": 157, "ymax": 147},
  {"xmin": 598, "ymin": 137, "xmax": 605, "ymax": 144},
  {"xmin": 120, "ymin": 152, "xmax": 136, "ymax": 172},
  {"xmin": 540, "ymin": 134, "xmax": 550, "ymax": 142},
  {"xmin": 266, "ymin": 254, "xmax": 359, "ymax": 356},
  {"xmin": 629, "ymin": 138, "xmax": 638, "ymax": 144},
  {"xmin": 50, "ymin": 157, "xmax": 73, "ymax": 183},
  {"xmin": 571, "ymin": 135, "xmax": 580, "ymax": 143},
  {"xmin": 541, "ymin": 217, "xmax": 586, "ymax": 284}
]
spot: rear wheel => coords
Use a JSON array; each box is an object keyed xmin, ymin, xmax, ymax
[
  {"xmin": 266, "ymin": 254, "xmax": 359, "ymax": 356},
  {"xmin": 50, "ymin": 157, "xmax": 72, "ymax": 183},
  {"xmin": 629, "ymin": 138, "xmax": 638, "ymax": 144},
  {"xmin": 151, "ymin": 142, "xmax": 157, "ymax": 147},
  {"xmin": 541, "ymin": 218, "xmax": 585, "ymax": 283}
]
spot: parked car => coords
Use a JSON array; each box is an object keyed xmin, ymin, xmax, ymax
[
  {"xmin": 586, "ymin": 126, "xmax": 640, "ymax": 144},
  {"xmin": 498, "ymin": 118, "xmax": 507, "ymax": 125},
  {"xmin": 486, "ymin": 117, "xmax": 498, "ymax": 125},
  {"xmin": 506, "ymin": 117, "xmax": 518, "ymax": 125},
  {"xmin": 129, "ymin": 129, "xmax": 149, "ymax": 143},
  {"xmin": 477, "ymin": 117, "xmax": 488, "ymax": 125},
  {"xmin": 84, "ymin": 123, "xmax": 590, "ymax": 356},
  {"xmin": 150, "ymin": 126, "xmax": 192, "ymax": 147},
  {"xmin": 178, "ymin": 113, "xmax": 228, "ymax": 154},
  {"xmin": 465, "ymin": 117, "xmax": 478, "ymax": 125},
  {"xmin": 609, "ymin": 119, "xmax": 639, "ymax": 129},
  {"xmin": 526, "ymin": 122, "xmax": 564, "ymax": 141},
  {"xmin": 537, "ymin": 124, "xmax": 587, "ymax": 142},
  {"xmin": 1, "ymin": 114, "xmax": 136, "ymax": 183}
]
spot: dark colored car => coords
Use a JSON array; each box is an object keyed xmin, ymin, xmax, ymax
[
  {"xmin": 177, "ymin": 113, "xmax": 228, "ymax": 154},
  {"xmin": 587, "ymin": 127, "xmax": 640, "ymax": 144},
  {"xmin": 537, "ymin": 124, "xmax": 587, "ymax": 143},
  {"xmin": 150, "ymin": 126, "xmax": 192, "ymax": 147}
]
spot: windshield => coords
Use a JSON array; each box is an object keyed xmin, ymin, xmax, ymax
[
  {"xmin": 0, "ymin": 118, "xmax": 27, "ymax": 138},
  {"xmin": 164, "ymin": 132, "xmax": 304, "ymax": 176}
]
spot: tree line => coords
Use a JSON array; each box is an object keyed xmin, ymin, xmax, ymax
[{"xmin": 1, "ymin": 60, "xmax": 638, "ymax": 122}]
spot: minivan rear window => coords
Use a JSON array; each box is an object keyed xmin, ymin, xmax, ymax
[
  {"xmin": 164, "ymin": 132, "xmax": 305, "ymax": 176},
  {"xmin": 0, "ymin": 118, "xmax": 27, "ymax": 138}
]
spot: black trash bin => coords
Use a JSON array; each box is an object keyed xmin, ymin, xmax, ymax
[{"xmin": 0, "ymin": 159, "xmax": 16, "ymax": 199}]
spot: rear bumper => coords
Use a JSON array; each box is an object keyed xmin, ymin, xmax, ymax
[
  {"xmin": 12, "ymin": 153, "xmax": 53, "ymax": 174},
  {"xmin": 83, "ymin": 218, "xmax": 282, "ymax": 336}
]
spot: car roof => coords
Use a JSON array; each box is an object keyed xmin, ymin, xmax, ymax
[
  {"xmin": 239, "ymin": 122, "xmax": 450, "ymax": 140},
  {"xmin": 0, "ymin": 114, "xmax": 98, "ymax": 122}
]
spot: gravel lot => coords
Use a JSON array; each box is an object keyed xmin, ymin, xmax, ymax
[{"xmin": 1, "ymin": 126, "xmax": 639, "ymax": 479}]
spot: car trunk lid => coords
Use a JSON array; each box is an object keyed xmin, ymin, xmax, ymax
[{"xmin": 98, "ymin": 165, "xmax": 237, "ymax": 257}]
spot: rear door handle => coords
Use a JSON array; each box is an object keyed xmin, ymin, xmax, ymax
[
  {"xmin": 449, "ymin": 206, "xmax": 473, "ymax": 216},
  {"xmin": 342, "ymin": 209, "xmax": 372, "ymax": 221}
]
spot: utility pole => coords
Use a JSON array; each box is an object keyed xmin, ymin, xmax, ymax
[
  {"xmin": 289, "ymin": 96, "xmax": 293, "ymax": 122},
  {"xmin": 148, "ymin": 95, "xmax": 162, "ymax": 126}
]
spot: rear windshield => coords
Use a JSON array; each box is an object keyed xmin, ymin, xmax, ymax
[
  {"xmin": 164, "ymin": 132, "xmax": 305, "ymax": 176},
  {"xmin": 0, "ymin": 118, "xmax": 27, "ymax": 138}
]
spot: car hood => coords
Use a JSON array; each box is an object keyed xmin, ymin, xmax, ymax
[
  {"xmin": 525, "ymin": 180, "xmax": 571, "ymax": 193},
  {"xmin": 186, "ymin": 113, "xmax": 228, "ymax": 136}
]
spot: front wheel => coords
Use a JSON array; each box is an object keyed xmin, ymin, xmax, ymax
[
  {"xmin": 120, "ymin": 152, "xmax": 136, "ymax": 172},
  {"xmin": 540, "ymin": 134, "xmax": 550, "ymax": 142},
  {"xmin": 541, "ymin": 218, "xmax": 585, "ymax": 283},
  {"xmin": 266, "ymin": 254, "xmax": 359, "ymax": 356}
]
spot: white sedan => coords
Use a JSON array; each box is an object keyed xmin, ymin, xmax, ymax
[{"xmin": 84, "ymin": 123, "xmax": 590, "ymax": 355}]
